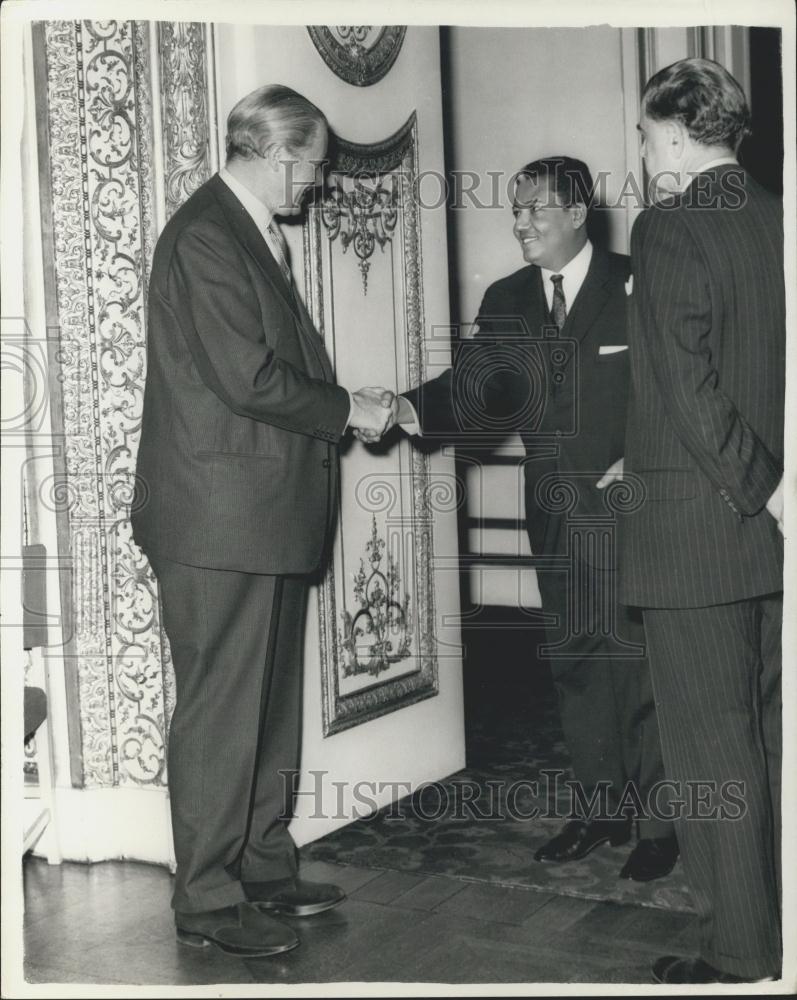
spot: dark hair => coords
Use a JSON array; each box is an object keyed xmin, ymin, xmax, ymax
[
  {"xmin": 514, "ymin": 156, "xmax": 594, "ymax": 208},
  {"xmin": 642, "ymin": 57, "xmax": 751, "ymax": 150},
  {"xmin": 225, "ymin": 84, "xmax": 327, "ymax": 162}
]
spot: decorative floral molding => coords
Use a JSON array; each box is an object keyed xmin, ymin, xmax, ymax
[
  {"xmin": 304, "ymin": 113, "xmax": 438, "ymax": 736},
  {"xmin": 307, "ymin": 25, "xmax": 406, "ymax": 87},
  {"xmin": 37, "ymin": 19, "xmax": 215, "ymax": 787},
  {"xmin": 318, "ymin": 116, "xmax": 415, "ymax": 294},
  {"xmin": 158, "ymin": 22, "xmax": 216, "ymax": 219},
  {"xmin": 338, "ymin": 516, "xmax": 412, "ymax": 677},
  {"xmin": 321, "ymin": 178, "xmax": 398, "ymax": 294}
]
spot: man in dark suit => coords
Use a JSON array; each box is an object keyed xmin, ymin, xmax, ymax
[
  {"xmin": 388, "ymin": 157, "xmax": 676, "ymax": 880},
  {"xmin": 131, "ymin": 85, "xmax": 395, "ymax": 957},
  {"xmin": 621, "ymin": 58, "xmax": 784, "ymax": 984}
]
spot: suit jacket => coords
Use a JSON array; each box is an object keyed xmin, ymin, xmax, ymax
[
  {"xmin": 402, "ymin": 246, "xmax": 632, "ymax": 558},
  {"xmin": 620, "ymin": 165, "xmax": 785, "ymax": 608},
  {"xmin": 131, "ymin": 174, "xmax": 350, "ymax": 575}
]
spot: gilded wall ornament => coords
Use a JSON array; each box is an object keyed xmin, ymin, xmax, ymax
[
  {"xmin": 303, "ymin": 113, "xmax": 439, "ymax": 736},
  {"xmin": 321, "ymin": 177, "xmax": 398, "ymax": 294},
  {"xmin": 338, "ymin": 516, "xmax": 413, "ymax": 677},
  {"xmin": 158, "ymin": 22, "xmax": 216, "ymax": 219},
  {"xmin": 307, "ymin": 26, "xmax": 406, "ymax": 86}
]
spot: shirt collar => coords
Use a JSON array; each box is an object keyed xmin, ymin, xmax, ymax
[
  {"xmin": 540, "ymin": 239, "xmax": 593, "ymax": 287},
  {"xmin": 683, "ymin": 157, "xmax": 739, "ymax": 190},
  {"xmin": 219, "ymin": 166, "xmax": 273, "ymax": 235}
]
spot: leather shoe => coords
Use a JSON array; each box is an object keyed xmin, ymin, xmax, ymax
[
  {"xmin": 534, "ymin": 819, "xmax": 631, "ymax": 863},
  {"xmin": 175, "ymin": 901, "xmax": 299, "ymax": 957},
  {"xmin": 619, "ymin": 836, "xmax": 679, "ymax": 882},
  {"xmin": 244, "ymin": 877, "xmax": 346, "ymax": 917},
  {"xmin": 652, "ymin": 955, "xmax": 774, "ymax": 984}
]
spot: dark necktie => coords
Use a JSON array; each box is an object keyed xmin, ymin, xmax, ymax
[
  {"xmin": 266, "ymin": 220, "xmax": 293, "ymax": 289},
  {"xmin": 550, "ymin": 274, "xmax": 567, "ymax": 329}
]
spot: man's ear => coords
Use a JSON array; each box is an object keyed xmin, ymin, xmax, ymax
[
  {"xmin": 571, "ymin": 202, "xmax": 588, "ymax": 230},
  {"xmin": 263, "ymin": 143, "xmax": 284, "ymax": 170},
  {"xmin": 666, "ymin": 119, "xmax": 687, "ymax": 160}
]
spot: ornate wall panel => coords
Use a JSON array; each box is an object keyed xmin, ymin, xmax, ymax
[
  {"xmin": 307, "ymin": 26, "xmax": 406, "ymax": 86},
  {"xmin": 36, "ymin": 20, "xmax": 214, "ymax": 787},
  {"xmin": 303, "ymin": 114, "xmax": 440, "ymax": 735},
  {"xmin": 158, "ymin": 22, "xmax": 218, "ymax": 219}
]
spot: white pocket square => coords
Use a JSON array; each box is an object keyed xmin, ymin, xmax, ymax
[
  {"xmin": 625, "ymin": 275, "xmax": 634, "ymax": 296},
  {"xmin": 599, "ymin": 345, "xmax": 628, "ymax": 355}
]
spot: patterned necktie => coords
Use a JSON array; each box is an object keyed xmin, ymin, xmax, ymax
[
  {"xmin": 550, "ymin": 274, "xmax": 567, "ymax": 329},
  {"xmin": 266, "ymin": 220, "xmax": 293, "ymax": 289}
]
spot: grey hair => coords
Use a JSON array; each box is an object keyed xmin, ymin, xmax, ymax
[{"xmin": 225, "ymin": 84, "xmax": 327, "ymax": 162}]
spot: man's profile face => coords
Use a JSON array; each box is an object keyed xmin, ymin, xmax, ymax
[
  {"xmin": 278, "ymin": 125, "xmax": 328, "ymax": 215},
  {"xmin": 512, "ymin": 175, "xmax": 582, "ymax": 272},
  {"xmin": 638, "ymin": 111, "xmax": 679, "ymax": 196}
]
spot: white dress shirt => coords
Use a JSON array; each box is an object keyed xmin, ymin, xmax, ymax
[
  {"xmin": 540, "ymin": 238, "xmax": 593, "ymax": 316},
  {"xmin": 218, "ymin": 168, "xmax": 355, "ymax": 426},
  {"xmin": 219, "ymin": 167, "xmax": 274, "ymax": 240}
]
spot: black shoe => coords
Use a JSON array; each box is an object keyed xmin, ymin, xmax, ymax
[
  {"xmin": 243, "ymin": 878, "xmax": 346, "ymax": 917},
  {"xmin": 534, "ymin": 819, "xmax": 631, "ymax": 863},
  {"xmin": 651, "ymin": 955, "xmax": 774, "ymax": 984},
  {"xmin": 175, "ymin": 901, "xmax": 299, "ymax": 957},
  {"xmin": 619, "ymin": 836, "xmax": 679, "ymax": 882}
]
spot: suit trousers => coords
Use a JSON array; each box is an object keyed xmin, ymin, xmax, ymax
[
  {"xmin": 151, "ymin": 554, "xmax": 307, "ymax": 914},
  {"xmin": 643, "ymin": 595, "xmax": 782, "ymax": 979},
  {"xmin": 537, "ymin": 562, "xmax": 671, "ymax": 838}
]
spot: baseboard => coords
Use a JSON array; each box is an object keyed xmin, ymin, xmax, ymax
[{"xmin": 32, "ymin": 786, "xmax": 176, "ymax": 869}]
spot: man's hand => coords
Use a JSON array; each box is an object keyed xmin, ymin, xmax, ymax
[
  {"xmin": 765, "ymin": 476, "xmax": 784, "ymax": 535},
  {"xmin": 596, "ymin": 457, "xmax": 624, "ymax": 489},
  {"xmin": 349, "ymin": 387, "xmax": 398, "ymax": 443}
]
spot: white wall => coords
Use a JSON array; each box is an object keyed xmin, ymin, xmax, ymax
[
  {"xmin": 444, "ymin": 27, "xmax": 631, "ymax": 606},
  {"xmin": 213, "ymin": 24, "xmax": 466, "ymax": 846},
  {"xmin": 445, "ymin": 26, "xmax": 630, "ymax": 328}
]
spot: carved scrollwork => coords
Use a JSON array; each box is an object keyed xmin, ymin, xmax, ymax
[
  {"xmin": 338, "ymin": 516, "xmax": 413, "ymax": 679},
  {"xmin": 38, "ymin": 19, "xmax": 214, "ymax": 788},
  {"xmin": 304, "ymin": 113, "xmax": 438, "ymax": 736},
  {"xmin": 307, "ymin": 26, "xmax": 407, "ymax": 87},
  {"xmin": 321, "ymin": 177, "xmax": 398, "ymax": 294},
  {"xmin": 158, "ymin": 22, "xmax": 215, "ymax": 219}
]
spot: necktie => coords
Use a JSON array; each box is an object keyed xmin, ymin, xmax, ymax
[
  {"xmin": 266, "ymin": 220, "xmax": 293, "ymax": 289},
  {"xmin": 550, "ymin": 274, "xmax": 567, "ymax": 329}
]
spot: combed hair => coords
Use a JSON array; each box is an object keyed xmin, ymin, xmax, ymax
[
  {"xmin": 642, "ymin": 57, "xmax": 752, "ymax": 150},
  {"xmin": 225, "ymin": 84, "xmax": 327, "ymax": 161},
  {"xmin": 514, "ymin": 156, "xmax": 594, "ymax": 208}
]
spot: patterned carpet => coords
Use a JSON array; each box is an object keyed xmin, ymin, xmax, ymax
[{"xmin": 302, "ymin": 677, "xmax": 694, "ymax": 914}]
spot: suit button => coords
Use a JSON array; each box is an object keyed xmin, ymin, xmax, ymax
[
  {"xmin": 555, "ymin": 430, "xmax": 562, "ymax": 437},
  {"xmin": 322, "ymin": 458, "xmax": 331, "ymax": 468}
]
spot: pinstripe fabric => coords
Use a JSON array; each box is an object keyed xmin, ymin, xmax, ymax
[
  {"xmin": 152, "ymin": 554, "xmax": 307, "ymax": 914},
  {"xmin": 643, "ymin": 598, "xmax": 781, "ymax": 978},
  {"xmin": 539, "ymin": 563, "xmax": 670, "ymax": 837},
  {"xmin": 623, "ymin": 166, "xmax": 784, "ymax": 979},
  {"xmin": 621, "ymin": 167, "xmax": 784, "ymax": 608}
]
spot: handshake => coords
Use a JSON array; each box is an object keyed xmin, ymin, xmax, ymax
[{"xmin": 348, "ymin": 387, "xmax": 410, "ymax": 443}]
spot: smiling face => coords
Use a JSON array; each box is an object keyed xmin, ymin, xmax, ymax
[{"xmin": 512, "ymin": 175, "xmax": 587, "ymax": 272}]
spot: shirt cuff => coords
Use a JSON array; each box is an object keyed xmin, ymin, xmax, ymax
[
  {"xmin": 398, "ymin": 396, "xmax": 421, "ymax": 436},
  {"xmin": 344, "ymin": 389, "xmax": 354, "ymax": 432}
]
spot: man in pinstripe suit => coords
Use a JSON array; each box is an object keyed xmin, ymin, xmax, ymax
[{"xmin": 621, "ymin": 58, "xmax": 784, "ymax": 984}]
